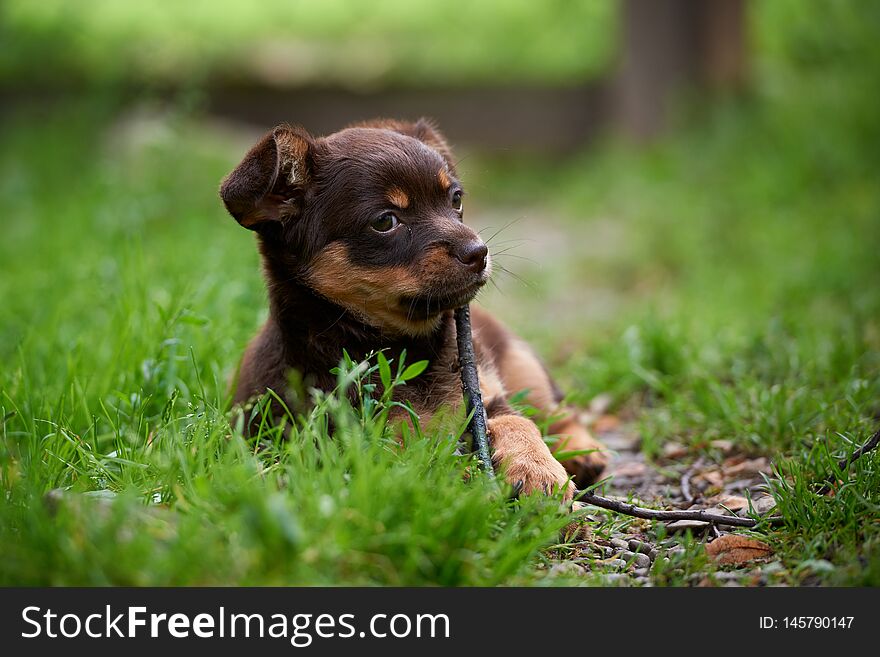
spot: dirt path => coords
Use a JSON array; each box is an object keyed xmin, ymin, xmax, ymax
[{"xmin": 546, "ymin": 417, "xmax": 783, "ymax": 586}]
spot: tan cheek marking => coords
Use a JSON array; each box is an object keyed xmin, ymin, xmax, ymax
[
  {"xmin": 308, "ymin": 243, "xmax": 418, "ymax": 298},
  {"xmin": 414, "ymin": 244, "xmax": 452, "ymax": 280},
  {"xmin": 386, "ymin": 188, "xmax": 410, "ymax": 209},
  {"xmin": 306, "ymin": 243, "xmax": 443, "ymax": 335},
  {"xmin": 308, "ymin": 244, "xmax": 452, "ymax": 303},
  {"xmin": 438, "ymin": 168, "xmax": 451, "ymax": 190},
  {"xmin": 306, "ymin": 243, "xmax": 359, "ymax": 302}
]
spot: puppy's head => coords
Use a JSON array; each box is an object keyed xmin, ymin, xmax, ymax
[{"xmin": 220, "ymin": 119, "xmax": 490, "ymax": 335}]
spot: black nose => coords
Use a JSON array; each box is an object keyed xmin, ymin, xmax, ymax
[{"xmin": 455, "ymin": 240, "xmax": 489, "ymax": 273}]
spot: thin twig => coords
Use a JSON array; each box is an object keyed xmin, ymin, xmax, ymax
[
  {"xmin": 680, "ymin": 457, "xmax": 703, "ymax": 504},
  {"xmin": 454, "ymin": 309, "xmax": 880, "ymax": 526},
  {"xmin": 575, "ymin": 489, "xmax": 786, "ymax": 527},
  {"xmin": 455, "ymin": 305, "xmax": 493, "ymax": 476},
  {"xmin": 680, "ymin": 471, "xmax": 694, "ymax": 503},
  {"xmin": 815, "ymin": 428, "xmax": 880, "ymax": 495},
  {"xmin": 576, "ymin": 427, "xmax": 880, "ymax": 528}
]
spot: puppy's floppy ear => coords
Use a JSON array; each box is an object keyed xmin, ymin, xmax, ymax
[
  {"xmin": 220, "ymin": 124, "xmax": 314, "ymax": 230},
  {"xmin": 357, "ymin": 117, "xmax": 456, "ymax": 173},
  {"xmin": 405, "ymin": 118, "xmax": 455, "ymax": 169}
]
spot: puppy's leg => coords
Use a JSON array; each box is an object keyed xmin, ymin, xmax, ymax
[
  {"xmin": 488, "ymin": 414, "xmax": 576, "ymax": 501},
  {"xmin": 483, "ymin": 325, "xmax": 607, "ymax": 488},
  {"xmin": 478, "ymin": 364, "xmax": 574, "ymax": 501}
]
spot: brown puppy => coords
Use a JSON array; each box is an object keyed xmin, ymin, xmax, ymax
[{"xmin": 220, "ymin": 119, "xmax": 607, "ymax": 499}]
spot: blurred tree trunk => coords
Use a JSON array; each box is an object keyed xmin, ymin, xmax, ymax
[{"xmin": 615, "ymin": 0, "xmax": 748, "ymax": 140}]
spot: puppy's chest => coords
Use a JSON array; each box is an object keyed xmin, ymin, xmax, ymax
[{"xmin": 387, "ymin": 350, "xmax": 461, "ymax": 414}]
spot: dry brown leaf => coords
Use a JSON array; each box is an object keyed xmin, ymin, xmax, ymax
[
  {"xmin": 710, "ymin": 439, "xmax": 734, "ymax": 453},
  {"xmin": 694, "ymin": 469, "xmax": 725, "ymax": 489},
  {"xmin": 593, "ymin": 414, "xmax": 621, "ymax": 433},
  {"xmin": 705, "ymin": 535, "xmax": 773, "ymax": 565},
  {"xmin": 609, "ymin": 461, "xmax": 647, "ymax": 478},
  {"xmin": 662, "ymin": 441, "xmax": 689, "ymax": 459},
  {"xmin": 705, "ymin": 493, "xmax": 749, "ymax": 511},
  {"xmin": 588, "ymin": 393, "xmax": 613, "ymax": 416},
  {"xmin": 722, "ymin": 457, "xmax": 771, "ymax": 477}
]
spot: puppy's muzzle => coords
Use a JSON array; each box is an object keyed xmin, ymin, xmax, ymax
[{"xmin": 454, "ymin": 240, "xmax": 489, "ymax": 274}]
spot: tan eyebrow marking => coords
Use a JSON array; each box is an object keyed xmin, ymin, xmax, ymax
[
  {"xmin": 387, "ymin": 188, "xmax": 410, "ymax": 209},
  {"xmin": 438, "ymin": 168, "xmax": 451, "ymax": 190}
]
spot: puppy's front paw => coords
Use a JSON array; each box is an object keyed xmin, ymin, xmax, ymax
[{"xmin": 488, "ymin": 415, "xmax": 575, "ymax": 501}]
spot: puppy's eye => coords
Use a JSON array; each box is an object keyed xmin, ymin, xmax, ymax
[
  {"xmin": 451, "ymin": 190, "xmax": 463, "ymax": 213},
  {"xmin": 371, "ymin": 212, "xmax": 399, "ymax": 233}
]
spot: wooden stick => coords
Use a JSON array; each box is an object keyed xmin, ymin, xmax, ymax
[
  {"xmin": 576, "ymin": 427, "xmax": 880, "ymax": 528},
  {"xmin": 815, "ymin": 428, "xmax": 880, "ymax": 495},
  {"xmin": 454, "ymin": 305, "xmax": 494, "ymax": 476},
  {"xmin": 454, "ymin": 305, "xmax": 879, "ymax": 526},
  {"xmin": 575, "ymin": 490, "xmax": 785, "ymax": 528}
]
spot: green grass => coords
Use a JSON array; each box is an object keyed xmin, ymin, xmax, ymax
[
  {"xmin": 2, "ymin": 1, "xmax": 879, "ymax": 586},
  {"xmin": 3, "ymin": 352, "xmax": 573, "ymax": 586},
  {"xmin": 0, "ymin": 104, "xmax": 579, "ymax": 586},
  {"xmin": 0, "ymin": 0, "xmax": 615, "ymax": 88}
]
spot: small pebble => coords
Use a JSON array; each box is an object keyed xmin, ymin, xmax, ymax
[
  {"xmin": 549, "ymin": 562, "xmax": 584, "ymax": 578},
  {"xmin": 617, "ymin": 550, "xmax": 651, "ymax": 569},
  {"xmin": 662, "ymin": 441, "xmax": 688, "ymax": 459},
  {"xmin": 627, "ymin": 539, "xmax": 656, "ymax": 558},
  {"xmin": 752, "ymin": 495, "xmax": 777, "ymax": 515},
  {"xmin": 713, "ymin": 571, "xmax": 743, "ymax": 582},
  {"xmin": 606, "ymin": 559, "xmax": 628, "ymax": 570},
  {"xmin": 43, "ymin": 488, "xmax": 65, "ymax": 515},
  {"xmin": 761, "ymin": 561, "xmax": 786, "ymax": 575},
  {"xmin": 610, "ymin": 538, "xmax": 629, "ymax": 550},
  {"xmin": 592, "ymin": 545, "xmax": 612, "ymax": 557},
  {"xmin": 632, "ymin": 553, "xmax": 652, "ymax": 569},
  {"xmin": 666, "ymin": 519, "xmax": 710, "ymax": 533},
  {"xmin": 589, "ymin": 393, "xmax": 613, "ymax": 416}
]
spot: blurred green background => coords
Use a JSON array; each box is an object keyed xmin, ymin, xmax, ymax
[
  {"xmin": 0, "ymin": 0, "xmax": 614, "ymax": 87},
  {"xmin": 1, "ymin": 1, "xmax": 878, "ymax": 586}
]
